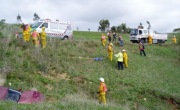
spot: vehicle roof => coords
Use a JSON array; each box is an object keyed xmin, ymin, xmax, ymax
[{"xmin": 38, "ymin": 19, "xmax": 71, "ymax": 25}]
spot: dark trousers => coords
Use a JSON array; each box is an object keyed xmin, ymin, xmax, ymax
[
  {"xmin": 113, "ymin": 37, "xmax": 116, "ymax": 42},
  {"xmin": 117, "ymin": 61, "xmax": 123, "ymax": 70},
  {"xmin": 108, "ymin": 37, "xmax": 111, "ymax": 43},
  {"xmin": 140, "ymin": 50, "xmax": 146, "ymax": 56}
]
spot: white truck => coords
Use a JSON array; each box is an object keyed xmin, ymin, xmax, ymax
[
  {"xmin": 130, "ymin": 28, "xmax": 168, "ymax": 43},
  {"xmin": 31, "ymin": 19, "xmax": 73, "ymax": 40}
]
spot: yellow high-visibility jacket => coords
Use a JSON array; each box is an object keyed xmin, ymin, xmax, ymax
[
  {"xmin": 108, "ymin": 45, "xmax": 113, "ymax": 53},
  {"xmin": 116, "ymin": 52, "xmax": 123, "ymax": 62},
  {"xmin": 41, "ymin": 30, "xmax": 46, "ymax": 39},
  {"xmin": 99, "ymin": 82, "xmax": 107, "ymax": 94},
  {"xmin": 123, "ymin": 52, "xmax": 128, "ymax": 61},
  {"xmin": 172, "ymin": 37, "xmax": 176, "ymax": 43}
]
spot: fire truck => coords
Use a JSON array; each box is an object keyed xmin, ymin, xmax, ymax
[{"xmin": 130, "ymin": 24, "xmax": 167, "ymax": 43}]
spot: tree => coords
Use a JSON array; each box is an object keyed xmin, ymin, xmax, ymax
[
  {"xmin": 117, "ymin": 23, "xmax": 127, "ymax": 33},
  {"xmin": 88, "ymin": 28, "xmax": 90, "ymax": 31},
  {"xmin": 111, "ymin": 26, "xmax": 117, "ymax": 32},
  {"xmin": 0, "ymin": 19, "xmax": 6, "ymax": 30},
  {"xmin": 76, "ymin": 27, "xmax": 79, "ymax": 31},
  {"xmin": 173, "ymin": 28, "xmax": 180, "ymax": 33},
  {"xmin": 17, "ymin": 14, "xmax": 22, "ymax": 23},
  {"xmin": 98, "ymin": 19, "xmax": 110, "ymax": 32},
  {"xmin": 33, "ymin": 13, "xmax": 40, "ymax": 22}
]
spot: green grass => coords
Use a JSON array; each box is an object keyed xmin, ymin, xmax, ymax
[{"xmin": 0, "ymin": 24, "xmax": 180, "ymax": 110}]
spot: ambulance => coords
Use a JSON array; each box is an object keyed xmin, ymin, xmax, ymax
[{"xmin": 31, "ymin": 19, "xmax": 73, "ymax": 40}]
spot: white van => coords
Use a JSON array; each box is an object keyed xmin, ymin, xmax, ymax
[{"xmin": 31, "ymin": 19, "xmax": 73, "ymax": 40}]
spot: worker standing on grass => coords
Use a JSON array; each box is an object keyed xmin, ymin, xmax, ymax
[
  {"xmin": 112, "ymin": 32, "xmax": 117, "ymax": 43},
  {"xmin": 107, "ymin": 30, "xmax": 112, "ymax": 43},
  {"xmin": 139, "ymin": 42, "xmax": 146, "ymax": 56},
  {"xmin": 115, "ymin": 50, "xmax": 124, "ymax": 70},
  {"xmin": 31, "ymin": 29, "xmax": 39, "ymax": 47},
  {"xmin": 101, "ymin": 33, "xmax": 106, "ymax": 47},
  {"xmin": 22, "ymin": 23, "xmax": 28, "ymax": 42},
  {"xmin": 98, "ymin": 77, "xmax": 107, "ymax": 105},
  {"xmin": 40, "ymin": 27, "xmax": 47, "ymax": 48},
  {"xmin": 26, "ymin": 25, "xmax": 31, "ymax": 42},
  {"xmin": 148, "ymin": 35, "xmax": 153, "ymax": 44},
  {"xmin": 118, "ymin": 35, "xmax": 124, "ymax": 47},
  {"xmin": 122, "ymin": 49, "xmax": 128, "ymax": 68},
  {"xmin": 107, "ymin": 43, "xmax": 113, "ymax": 61},
  {"xmin": 172, "ymin": 36, "xmax": 176, "ymax": 44}
]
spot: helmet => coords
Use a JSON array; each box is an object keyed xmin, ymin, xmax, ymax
[
  {"xmin": 42, "ymin": 27, "xmax": 45, "ymax": 29},
  {"xmin": 110, "ymin": 43, "xmax": 113, "ymax": 46},
  {"xmin": 99, "ymin": 77, "xmax": 105, "ymax": 82},
  {"xmin": 122, "ymin": 49, "xmax": 126, "ymax": 52}
]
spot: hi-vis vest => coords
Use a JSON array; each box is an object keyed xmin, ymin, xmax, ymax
[
  {"xmin": 100, "ymin": 83, "xmax": 107, "ymax": 92},
  {"xmin": 101, "ymin": 36, "xmax": 106, "ymax": 40},
  {"xmin": 32, "ymin": 31, "xmax": 39, "ymax": 39}
]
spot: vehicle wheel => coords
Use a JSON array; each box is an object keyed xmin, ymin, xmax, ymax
[{"xmin": 63, "ymin": 36, "xmax": 68, "ymax": 40}]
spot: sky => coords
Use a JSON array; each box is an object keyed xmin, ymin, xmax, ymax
[{"xmin": 0, "ymin": 0, "xmax": 179, "ymax": 32}]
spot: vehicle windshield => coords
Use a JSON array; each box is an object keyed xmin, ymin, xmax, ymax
[
  {"xmin": 31, "ymin": 22, "xmax": 43, "ymax": 28},
  {"xmin": 130, "ymin": 29, "xmax": 138, "ymax": 35}
]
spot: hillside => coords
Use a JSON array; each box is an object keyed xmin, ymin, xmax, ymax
[{"xmin": 0, "ymin": 24, "xmax": 180, "ymax": 110}]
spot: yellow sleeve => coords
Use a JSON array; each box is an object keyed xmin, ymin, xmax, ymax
[{"xmin": 99, "ymin": 84, "xmax": 103, "ymax": 92}]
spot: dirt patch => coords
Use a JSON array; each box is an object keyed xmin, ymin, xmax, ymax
[
  {"xmin": 45, "ymin": 84, "xmax": 53, "ymax": 90},
  {"xmin": 0, "ymin": 74, "xmax": 6, "ymax": 86},
  {"xmin": 38, "ymin": 71, "xmax": 70, "ymax": 81},
  {"xmin": 73, "ymin": 76, "xmax": 87, "ymax": 84}
]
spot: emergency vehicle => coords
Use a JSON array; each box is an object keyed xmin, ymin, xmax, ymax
[
  {"xmin": 130, "ymin": 28, "xmax": 167, "ymax": 43},
  {"xmin": 31, "ymin": 19, "xmax": 73, "ymax": 40}
]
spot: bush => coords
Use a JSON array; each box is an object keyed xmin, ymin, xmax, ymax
[{"xmin": 0, "ymin": 32, "xmax": 4, "ymax": 38}]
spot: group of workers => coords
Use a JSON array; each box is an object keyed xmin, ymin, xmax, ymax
[
  {"xmin": 99, "ymin": 33, "xmax": 178, "ymax": 105},
  {"xmin": 21, "ymin": 23, "xmax": 47, "ymax": 48},
  {"xmin": 101, "ymin": 32, "xmax": 128, "ymax": 67},
  {"xmin": 98, "ymin": 32, "xmax": 129, "ymax": 105},
  {"xmin": 101, "ymin": 31, "xmax": 124, "ymax": 47}
]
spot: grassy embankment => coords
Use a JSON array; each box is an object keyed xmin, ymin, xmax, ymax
[{"xmin": 0, "ymin": 24, "xmax": 180, "ymax": 110}]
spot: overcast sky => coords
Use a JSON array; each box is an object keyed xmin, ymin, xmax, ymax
[{"xmin": 0, "ymin": 0, "xmax": 179, "ymax": 32}]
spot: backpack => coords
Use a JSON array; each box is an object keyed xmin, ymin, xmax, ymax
[{"xmin": 103, "ymin": 83, "xmax": 107, "ymax": 92}]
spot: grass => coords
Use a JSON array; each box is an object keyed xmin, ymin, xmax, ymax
[{"xmin": 0, "ymin": 24, "xmax": 180, "ymax": 110}]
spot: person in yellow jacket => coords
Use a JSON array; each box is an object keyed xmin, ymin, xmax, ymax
[
  {"xmin": 26, "ymin": 25, "xmax": 31, "ymax": 42},
  {"xmin": 98, "ymin": 77, "xmax": 107, "ymax": 105},
  {"xmin": 114, "ymin": 50, "xmax": 123, "ymax": 70},
  {"xmin": 22, "ymin": 24, "xmax": 28, "ymax": 42},
  {"xmin": 101, "ymin": 33, "xmax": 106, "ymax": 47},
  {"xmin": 107, "ymin": 43, "xmax": 113, "ymax": 61},
  {"xmin": 31, "ymin": 29, "xmax": 39, "ymax": 47},
  {"xmin": 148, "ymin": 35, "xmax": 153, "ymax": 44},
  {"xmin": 40, "ymin": 27, "xmax": 47, "ymax": 48},
  {"xmin": 122, "ymin": 49, "xmax": 128, "ymax": 68},
  {"xmin": 172, "ymin": 36, "xmax": 176, "ymax": 44}
]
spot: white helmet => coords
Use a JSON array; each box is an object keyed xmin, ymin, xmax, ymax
[{"xmin": 99, "ymin": 77, "xmax": 105, "ymax": 82}]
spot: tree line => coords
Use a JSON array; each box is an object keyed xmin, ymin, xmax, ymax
[
  {"xmin": 98, "ymin": 19, "xmax": 131, "ymax": 34},
  {"xmin": 17, "ymin": 13, "xmax": 40, "ymax": 23}
]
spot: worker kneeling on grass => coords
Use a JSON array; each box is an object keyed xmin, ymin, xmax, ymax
[
  {"xmin": 98, "ymin": 77, "xmax": 107, "ymax": 105},
  {"xmin": 40, "ymin": 27, "xmax": 47, "ymax": 48},
  {"xmin": 122, "ymin": 49, "xmax": 128, "ymax": 68}
]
